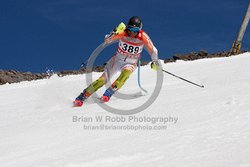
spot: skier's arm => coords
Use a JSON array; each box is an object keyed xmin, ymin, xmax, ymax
[
  {"xmin": 142, "ymin": 32, "xmax": 158, "ymax": 61},
  {"xmin": 142, "ymin": 32, "xmax": 161, "ymax": 70},
  {"xmin": 104, "ymin": 32, "xmax": 125, "ymax": 44},
  {"xmin": 104, "ymin": 22, "xmax": 126, "ymax": 44}
]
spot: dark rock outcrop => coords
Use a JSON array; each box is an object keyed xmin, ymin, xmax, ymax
[
  {"xmin": 0, "ymin": 70, "xmax": 48, "ymax": 85},
  {"xmin": 0, "ymin": 50, "xmax": 248, "ymax": 85},
  {"xmin": 171, "ymin": 50, "xmax": 247, "ymax": 61}
]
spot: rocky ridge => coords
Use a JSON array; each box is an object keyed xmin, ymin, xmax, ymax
[{"xmin": 0, "ymin": 50, "xmax": 247, "ymax": 85}]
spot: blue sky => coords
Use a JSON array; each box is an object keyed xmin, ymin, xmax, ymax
[{"xmin": 1, "ymin": 0, "xmax": 249, "ymax": 72}]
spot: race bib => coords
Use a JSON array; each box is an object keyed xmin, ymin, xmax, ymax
[{"xmin": 118, "ymin": 41, "xmax": 143, "ymax": 55}]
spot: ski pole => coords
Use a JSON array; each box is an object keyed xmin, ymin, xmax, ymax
[
  {"xmin": 162, "ymin": 69, "xmax": 204, "ymax": 88},
  {"xmin": 137, "ymin": 59, "xmax": 148, "ymax": 94}
]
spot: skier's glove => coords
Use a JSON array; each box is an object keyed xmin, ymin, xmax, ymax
[
  {"xmin": 104, "ymin": 22, "xmax": 126, "ymax": 44},
  {"xmin": 151, "ymin": 61, "xmax": 160, "ymax": 71},
  {"xmin": 105, "ymin": 22, "xmax": 126, "ymax": 39},
  {"xmin": 114, "ymin": 22, "xmax": 126, "ymax": 34}
]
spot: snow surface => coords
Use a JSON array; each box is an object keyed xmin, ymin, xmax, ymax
[{"xmin": 1, "ymin": 52, "xmax": 250, "ymax": 167}]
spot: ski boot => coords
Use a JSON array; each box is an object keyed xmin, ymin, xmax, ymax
[
  {"xmin": 101, "ymin": 87, "xmax": 115, "ymax": 103},
  {"xmin": 73, "ymin": 91, "xmax": 91, "ymax": 107}
]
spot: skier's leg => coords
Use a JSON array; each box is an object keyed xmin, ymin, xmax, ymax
[
  {"xmin": 101, "ymin": 69, "xmax": 132, "ymax": 102},
  {"xmin": 112, "ymin": 69, "xmax": 132, "ymax": 89},
  {"xmin": 74, "ymin": 76, "xmax": 106, "ymax": 106},
  {"xmin": 84, "ymin": 76, "xmax": 106, "ymax": 94},
  {"xmin": 74, "ymin": 55, "xmax": 117, "ymax": 106}
]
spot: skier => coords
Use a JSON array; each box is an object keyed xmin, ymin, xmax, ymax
[{"xmin": 74, "ymin": 16, "xmax": 161, "ymax": 107}]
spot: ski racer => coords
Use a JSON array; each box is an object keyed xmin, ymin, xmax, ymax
[{"xmin": 74, "ymin": 16, "xmax": 160, "ymax": 106}]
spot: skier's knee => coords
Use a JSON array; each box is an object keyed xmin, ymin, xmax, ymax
[
  {"xmin": 100, "ymin": 74, "xmax": 108, "ymax": 83},
  {"xmin": 100, "ymin": 76, "xmax": 107, "ymax": 83}
]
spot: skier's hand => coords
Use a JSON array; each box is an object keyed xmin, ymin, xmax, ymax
[
  {"xmin": 151, "ymin": 61, "xmax": 160, "ymax": 71},
  {"xmin": 104, "ymin": 37, "xmax": 113, "ymax": 44}
]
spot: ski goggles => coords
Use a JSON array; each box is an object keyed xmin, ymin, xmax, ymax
[{"xmin": 127, "ymin": 26, "xmax": 140, "ymax": 32}]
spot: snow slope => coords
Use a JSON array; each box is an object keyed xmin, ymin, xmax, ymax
[{"xmin": 1, "ymin": 52, "xmax": 250, "ymax": 167}]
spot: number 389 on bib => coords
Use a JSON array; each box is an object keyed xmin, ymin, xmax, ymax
[{"xmin": 119, "ymin": 41, "xmax": 143, "ymax": 55}]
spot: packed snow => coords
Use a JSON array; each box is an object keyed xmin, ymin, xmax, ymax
[{"xmin": 0, "ymin": 52, "xmax": 250, "ymax": 167}]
